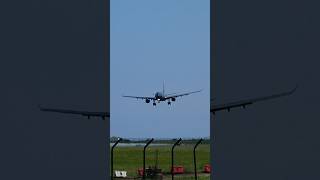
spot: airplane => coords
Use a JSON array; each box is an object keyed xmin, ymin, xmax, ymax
[
  {"xmin": 39, "ymin": 105, "xmax": 110, "ymax": 120},
  {"xmin": 122, "ymin": 82, "xmax": 202, "ymax": 106},
  {"xmin": 39, "ymin": 85, "xmax": 297, "ymax": 120},
  {"xmin": 210, "ymin": 85, "xmax": 298, "ymax": 115}
]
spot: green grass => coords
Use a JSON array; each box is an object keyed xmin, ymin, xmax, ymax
[
  {"xmin": 112, "ymin": 144, "xmax": 210, "ymax": 178},
  {"xmin": 162, "ymin": 174, "xmax": 210, "ymax": 180}
]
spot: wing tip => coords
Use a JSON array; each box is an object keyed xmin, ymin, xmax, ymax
[{"xmin": 290, "ymin": 84, "xmax": 299, "ymax": 94}]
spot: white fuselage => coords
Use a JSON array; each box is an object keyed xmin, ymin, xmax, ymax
[{"xmin": 154, "ymin": 92, "xmax": 166, "ymax": 101}]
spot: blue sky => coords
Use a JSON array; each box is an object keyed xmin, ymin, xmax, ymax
[{"xmin": 110, "ymin": 0, "xmax": 210, "ymax": 138}]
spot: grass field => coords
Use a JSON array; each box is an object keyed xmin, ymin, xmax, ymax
[{"xmin": 112, "ymin": 144, "xmax": 210, "ymax": 179}]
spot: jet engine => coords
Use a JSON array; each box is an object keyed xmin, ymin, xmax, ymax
[
  {"xmin": 171, "ymin": 97, "xmax": 176, "ymax": 101},
  {"xmin": 145, "ymin": 99, "xmax": 150, "ymax": 103}
]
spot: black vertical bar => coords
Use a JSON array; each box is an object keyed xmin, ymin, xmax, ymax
[
  {"xmin": 111, "ymin": 138, "xmax": 122, "ymax": 180},
  {"xmin": 171, "ymin": 138, "xmax": 182, "ymax": 180},
  {"xmin": 105, "ymin": 0, "xmax": 110, "ymax": 178},
  {"xmin": 193, "ymin": 138, "xmax": 203, "ymax": 180},
  {"xmin": 211, "ymin": 0, "xmax": 216, "ymax": 177},
  {"xmin": 143, "ymin": 138, "xmax": 154, "ymax": 179}
]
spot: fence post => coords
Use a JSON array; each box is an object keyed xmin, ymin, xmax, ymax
[
  {"xmin": 171, "ymin": 138, "xmax": 182, "ymax": 180},
  {"xmin": 143, "ymin": 138, "xmax": 154, "ymax": 179},
  {"xmin": 111, "ymin": 138, "xmax": 122, "ymax": 180},
  {"xmin": 193, "ymin": 138, "xmax": 203, "ymax": 180}
]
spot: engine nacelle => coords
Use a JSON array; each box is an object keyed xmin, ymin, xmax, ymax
[
  {"xmin": 145, "ymin": 99, "xmax": 150, "ymax": 103},
  {"xmin": 171, "ymin": 97, "xmax": 176, "ymax": 101}
]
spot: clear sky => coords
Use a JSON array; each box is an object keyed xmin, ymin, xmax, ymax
[{"xmin": 110, "ymin": 0, "xmax": 210, "ymax": 138}]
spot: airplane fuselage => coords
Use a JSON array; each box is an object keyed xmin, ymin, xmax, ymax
[{"xmin": 154, "ymin": 92, "xmax": 166, "ymax": 101}]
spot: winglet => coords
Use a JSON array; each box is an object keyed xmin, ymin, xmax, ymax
[
  {"xmin": 289, "ymin": 84, "xmax": 298, "ymax": 95},
  {"xmin": 195, "ymin": 89, "xmax": 203, "ymax": 93}
]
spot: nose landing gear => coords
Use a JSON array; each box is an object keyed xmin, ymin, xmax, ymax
[{"xmin": 168, "ymin": 101, "xmax": 171, "ymax": 105}]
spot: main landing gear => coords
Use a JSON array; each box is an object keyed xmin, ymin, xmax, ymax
[{"xmin": 167, "ymin": 101, "xmax": 171, "ymax": 105}]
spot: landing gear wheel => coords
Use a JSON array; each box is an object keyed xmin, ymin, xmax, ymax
[
  {"xmin": 153, "ymin": 102, "xmax": 156, "ymax": 106},
  {"xmin": 168, "ymin": 102, "xmax": 171, "ymax": 105}
]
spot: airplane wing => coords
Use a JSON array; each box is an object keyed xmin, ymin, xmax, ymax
[
  {"xmin": 122, "ymin": 95, "xmax": 155, "ymax": 100},
  {"xmin": 211, "ymin": 85, "xmax": 297, "ymax": 114},
  {"xmin": 165, "ymin": 89, "xmax": 202, "ymax": 99},
  {"xmin": 39, "ymin": 106, "xmax": 109, "ymax": 120}
]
